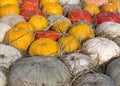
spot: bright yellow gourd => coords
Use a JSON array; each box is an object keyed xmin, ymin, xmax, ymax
[
  {"xmin": 40, "ymin": 0, "xmax": 58, "ymax": 6},
  {"xmin": 0, "ymin": 0, "xmax": 18, "ymax": 7}
]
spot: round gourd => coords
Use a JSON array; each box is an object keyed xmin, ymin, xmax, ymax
[
  {"xmin": 61, "ymin": 53, "xmax": 95, "ymax": 75},
  {"xmin": 95, "ymin": 22, "xmax": 120, "ymax": 39},
  {"xmin": 0, "ymin": 23, "xmax": 11, "ymax": 42},
  {"xmin": 67, "ymin": 23, "xmax": 94, "ymax": 42},
  {"xmin": 59, "ymin": 0, "xmax": 80, "ymax": 5},
  {"xmin": 59, "ymin": 35, "xmax": 80, "ymax": 54},
  {"xmin": 0, "ymin": 67, "xmax": 7, "ymax": 86},
  {"xmin": 112, "ymin": 1, "xmax": 120, "ymax": 13},
  {"xmin": 113, "ymin": 38, "xmax": 120, "ymax": 46},
  {"xmin": 0, "ymin": 0, "xmax": 18, "ymax": 7},
  {"xmin": 29, "ymin": 38, "xmax": 60, "ymax": 56},
  {"xmin": 15, "ymin": 21, "xmax": 35, "ymax": 32},
  {"xmin": 0, "ymin": 4, "xmax": 20, "ymax": 18},
  {"xmin": 75, "ymin": 73, "xmax": 116, "ymax": 86},
  {"xmin": 106, "ymin": 58, "xmax": 120, "ymax": 86},
  {"xmin": 83, "ymin": 4, "xmax": 100, "ymax": 16},
  {"xmin": 28, "ymin": 15, "xmax": 48, "ymax": 31},
  {"xmin": 0, "ymin": 14, "xmax": 25, "ymax": 27},
  {"xmin": 5, "ymin": 27, "xmax": 34, "ymax": 51},
  {"xmin": 0, "ymin": 44, "xmax": 22, "ymax": 68},
  {"xmin": 9, "ymin": 56, "xmax": 71, "ymax": 86},
  {"xmin": 82, "ymin": 37, "xmax": 120, "ymax": 65},
  {"xmin": 40, "ymin": 0, "xmax": 58, "ymax": 6},
  {"xmin": 42, "ymin": 3, "xmax": 63, "ymax": 15}
]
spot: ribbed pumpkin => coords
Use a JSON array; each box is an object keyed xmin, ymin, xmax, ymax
[
  {"xmin": 5, "ymin": 27, "xmax": 34, "ymax": 51},
  {"xmin": 42, "ymin": 4, "xmax": 63, "ymax": 15},
  {"xmin": 40, "ymin": 0, "xmax": 58, "ymax": 6},
  {"xmin": 83, "ymin": 4, "xmax": 100, "ymax": 16},
  {"xmin": 0, "ymin": 14, "xmax": 25, "ymax": 27},
  {"xmin": 0, "ymin": 0, "xmax": 18, "ymax": 7},
  {"xmin": 0, "ymin": 44, "xmax": 22, "ymax": 68},
  {"xmin": 15, "ymin": 21, "xmax": 35, "ymax": 32},
  {"xmin": 28, "ymin": 15, "xmax": 48, "ymax": 31},
  {"xmin": 29, "ymin": 38, "xmax": 60, "ymax": 56},
  {"xmin": 112, "ymin": 1, "xmax": 120, "ymax": 13},
  {"xmin": 0, "ymin": 23, "xmax": 11, "ymax": 43},
  {"xmin": 0, "ymin": 4, "xmax": 20, "ymax": 18},
  {"xmin": 9, "ymin": 56, "xmax": 71, "ymax": 86},
  {"xmin": 67, "ymin": 24, "xmax": 94, "ymax": 42},
  {"xmin": 59, "ymin": 35, "xmax": 80, "ymax": 54}
]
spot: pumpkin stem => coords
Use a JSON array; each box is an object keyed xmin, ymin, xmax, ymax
[{"xmin": 0, "ymin": 55, "xmax": 5, "ymax": 58}]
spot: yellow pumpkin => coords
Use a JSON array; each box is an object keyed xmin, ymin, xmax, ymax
[
  {"xmin": 5, "ymin": 27, "xmax": 34, "ymax": 51},
  {"xmin": 52, "ymin": 20, "xmax": 71, "ymax": 32},
  {"xmin": 15, "ymin": 21, "xmax": 35, "ymax": 32},
  {"xmin": 29, "ymin": 38, "xmax": 59, "ymax": 56},
  {"xmin": 28, "ymin": 15, "xmax": 48, "ymax": 31},
  {"xmin": 42, "ymin": 3, "xmax": 63, "ymax": 15},
  {"xmin": 83, "ymin": 4, "xmax": 100, "ymax": 16},
  {"xmin": 112, "ymin": 1, "xmax": 120, "ymax": 12},
  {"xmin": 0, "ymin": 4, "xmax": 20, "ymax": 18},
  {"xmin": 59, "ymin": 35, "xmax": 80, "ymax": 53},
  {"xmin": 40, "ymin": 0, "xmax": 58, "ymax": 6},
  {"xmin": 0, "ymin": 0, "xmax": 18, "ymax": 7},
  {"xmin": 101, "ymin": 3, "xmax": 117, "ymax": 12},
  {"xmin": 67, "ymin": 24, "xmax": 94, "ymax": 42}
]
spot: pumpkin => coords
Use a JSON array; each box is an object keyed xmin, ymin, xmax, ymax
[
  {"xmin": 83, "ymin": 4, "xmax": 100, "ymax": 16},
  {"xmin": 5, "ymin": 27, "xmax": 34, "ymax": 51},
  {"xmin": 61, "ymin": 53, "xmax": 95, "ymax": 75},
  {"xmin": 59, "ymin": 35, "xmax": 80, "ymax": 54},
  {"xmin": 40, "ymin": 0, "xmax": 58, "ymax": 6},
  {"xmin": 35, "ymin": 30, "xmax": 61, "ymax": 41},
  {"xmin": 113, "ymin": 38, "xmax": 120, "ymax": 46},
  {"xmin": 0, "ymin": 14, "xmax": 25, "ymax": 27},
  {"xmin": 67, "ymin": 23, "xmax": 94, "ymax": 42},
  {"xmin": 59, "ymin": 0, "xmax": 80, "ymax": 5},
  {"xmin": 112, "ymin": 0, "xmax": 120, "ymax": 13},
  {"xmin": 28, "ymin": 15, "xmax": 48, "ymax": 31},
  {"xmin": 15, "ymin": 21, "xmax": 35, "ymax": 32},
  {"xmin": 0, "ymin": 4, "xmax": 20, "ymax": 18},
  {"xmin": 101, "ymin": 3, "xmax": 117, "ymax": 12},
  {"xmin": 29, "ymin": 38, "xmax": 60, "ymax": 56},
  {"xmin": 82, "ymin": 37, "xmax": 120, "ymax": 65},
  {"xmin": 42, "ymin": 3, "xmax": 63, "ymax": 15},
  {"xmin": 51, "ymin": 20, "xmax": 71, "ymax": 32},
  {"xmin": 95, "ymin": 22, "xmax": 120, "ymax": 39},
  {"xmin": 75, "ymin": 73, "xmax": 116, "ymax": 86},
  {"xmin": 106, "ymin": 57, "xmax": 120, "ymax": 86},
  {"xmin": 0, "ymin": 0, "xmax": 18, "ymax": 7},
  {"xmin": 0, "ymin": 66, "xmax": 7, "ymax": 86},
  {"xmin": 0, "ymin": 23, "xmax": 11, "ymax": 43},
  {"xmin": 9, "ymin": 56, "xmax": 71, "ymax": 86},
  {"xmin": 0, "ymin": 44, "xmax": 22, "ymax": 68},
  {"xmin": 84, "ymin": 0, "xmax": 109, "ymax": 7},
  {"xmin": 21, "ymin": 10, "xmax": 45, "ymax": 21}
]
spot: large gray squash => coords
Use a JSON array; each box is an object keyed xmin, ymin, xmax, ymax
[
  {"xmin": 106, "ymin": 58, "xmax": 120, "ymax": 86},
  {"xmin": 9, "ymin": 56, "xmax": 71, "ymax": 86},
  {"xmin": 75, "ymin": 73, "xmax": 116, "ymax": 86}
]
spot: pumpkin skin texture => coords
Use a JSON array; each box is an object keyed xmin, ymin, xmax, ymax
[
  {"xmin": 113, "ymin": 38, "xmax": 120, "ymax": 46},
  {"xmin": 68, "ymin": 9, "xmax": 92, "ymax": 23},
  {"xmin": 29, "ymin": 38, "xmax": 60, "ymax": 56},
  {"xmin": 9, "ymin": 56, "xmax": 71, "ymax": 86},
  {"xmin": 67, "ymin": 24, "xmax": 94, "ymax": 42},
  {"xmin": 28, "ymin": 15, "xmax": 48, "ymax": 31},
  {"xmin": 95, "ymin": 22, "xmax": 120, "ymax": 39},
  {"xmin": 0, "ymin": 23, "xmax": 11, "ymax": 42},
  {"xmin": 0, "ymin": 0, "xmax": 18, "ymax": 7},
  {"xmin": 40, "ymin": 0, "xmax": 58, "ymax": 6},
  {"xmin": 59, "ymin": 35, "xmax": 80, "ymax": 54},
  {"xmin": 106, "ymin": 58, "xmax": 120, "ymax": 86},
  {"xmin": 62, "ymin": 53, "xmax": 95, "ymax": 75},
  {"xmin": 0, "ymin": 14, "xmax": 25, "ymax": 27},
  {"xmin": 0, "ymin": 44, "xmax": 22, "ymax": 68},
  {"xmin": 82, "ymin": 37, "xmax": 120, "ymax": 65},
  {"xmin": 0, "ymin": 4, "xmax": 20, "ymax": 18},
  {"xmin": 75, "ymin": 73, "xmax": 116, "ymax": 86},
  {"xmin": 5, "ymin": 27, "xmax": 34, "ymax": 51},
  {"xmin": 83, "ymin": 4, "xmax": 100, "ymax": 16},
  {"xmin": 42, "ymin": 4, "xmax": 63, "ymax": 15},
  {"xmin": 0, "ymin": 67, "xmax": 7, "ymax": 86},
  {"xmin": 59, "ymin": 0, "xmax": 80, "ymax": 5}
]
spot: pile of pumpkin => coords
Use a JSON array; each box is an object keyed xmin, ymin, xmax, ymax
[{"xmin": 0, "ymin": 0, "xmax": 120, "ymax": 86}]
